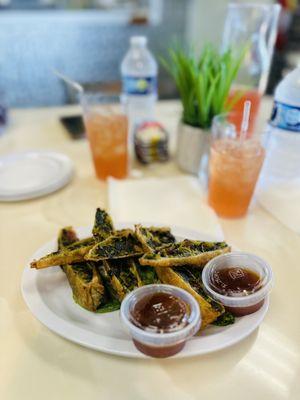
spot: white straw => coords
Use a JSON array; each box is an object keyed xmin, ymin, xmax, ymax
[
  {"xmin": 52, "ymin": 69, "xmax": 84, "ymax": 93},
  {"xmin": 240, "ymin": 100, "xmax": 251, "ymax": 141}
]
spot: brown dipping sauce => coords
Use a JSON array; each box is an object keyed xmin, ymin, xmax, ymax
[
  {"xmin": 225, "ymin": 300, "xmax": 265, "ymax": 317},
  {"xmin": 131, "ymin": 292, "xmax": 189, "ymax": 357},
  {"xmin": 132, "ymin": 292, "xmax": 188, "ymax": 332},
  {"xmin": 132, "ymin": 339, "xmax": 186, "ymax": 358},
  {"xmin": 211, "ymin": 267, "xmax": 264, "ymax": 317},
  {"xmin": 211, "ymin": 267, "xmax": 262, "ymax": 296}
]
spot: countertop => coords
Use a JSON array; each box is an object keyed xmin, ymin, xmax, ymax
[{"xmin": 0, "ymin": 100, "xmax": 299, "ymax": 400}]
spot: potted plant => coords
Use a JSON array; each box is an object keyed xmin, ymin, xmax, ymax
[{"xmin": 161, "ymin": 45, "xmax": 244, "ymax": 174}]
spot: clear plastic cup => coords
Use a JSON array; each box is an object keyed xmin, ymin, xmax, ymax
[
  {"xmin": 208, "ymin": 112, "xmax": 266, "ymax": 218},
  {"xmin": 120, "ymin": 284, "xmax": 201, "ymax": 358},
  {"xmin": 80, "ymin": 93, "xmax": 129, "ymax": 180},
  {"xmin": 202, "ymin": 252, "xmax": 273, "ymax": 317}
]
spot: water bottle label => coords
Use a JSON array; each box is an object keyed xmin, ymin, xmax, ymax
[
  {"xmin": 123, "ymin": 76, "xmax": 157, "ymax": 96},
  {"xmin": 270, "ymin": 101, "xmax": 300, "ymax": 132}
]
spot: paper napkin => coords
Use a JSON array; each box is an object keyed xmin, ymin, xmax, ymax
[{"xmin": 108, "ymin": 176, "xmax": 224, "ymax": 240}]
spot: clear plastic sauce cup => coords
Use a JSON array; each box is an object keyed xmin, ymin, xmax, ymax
[
  {"xmin": 120, "ymin": 284, "xmax": 201, "ymax": 358},
  {"xmin": 202, "ymin": 252, "xmax": 273, "ymax": 317}
]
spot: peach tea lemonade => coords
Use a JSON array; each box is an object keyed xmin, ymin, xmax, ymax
[
  {"xmin": 208, "ymin": 138, "xmax": 265, "ymax": 217},
  {"xmin": 208, "ymin": 110, "xmax": 265, "ymax": 218},
  {"xmin": 81, "ymin": 93, "xmax": 128, "ymax": 180}
]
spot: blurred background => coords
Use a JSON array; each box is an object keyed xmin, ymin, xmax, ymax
[{"xmin": 0, "ymin": 0, "xmax": 298, "ymax": 108}]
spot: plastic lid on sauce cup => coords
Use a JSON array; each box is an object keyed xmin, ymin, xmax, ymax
[
  {"xmin": 120, "ymin": 284, "xmax": 201, "ymax": 349},
  {"xmin": 202, "ymin": 252, "xmax": 273, "ymax": 308}
]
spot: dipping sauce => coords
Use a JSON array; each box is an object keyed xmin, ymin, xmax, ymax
[
  {"xmin": 202, "ymin": 253, "xmax": 273, "ymax": 318},
  {"xmin": 211, "ymin": 267, "xmax": 262, "ymax": 296},
  {"xmin": 224, "ymin": 299, "xmax": 265, "ymax": 316},
  {"xmin": 132, "ymin": 292, "xmax": 188, "ymax": 333},
  {"xmin": 120, "ymin": 284, "xmax": 201, "ymax": 358},
  {"xmin": 210, "ymin": 266, "xmax": 263, "ymax": 317},
  {"xmin": 131, "ymin": 292, "xmax": 189, "ymax": 357}
]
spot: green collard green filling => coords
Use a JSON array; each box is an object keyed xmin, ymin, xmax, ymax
[
  {"xmin": 68, "ymin": 262, "xmax": 94, "ymax": 282},
  {"xmin": 96, "ymin": 298, "xmax": 120, "ymax": 313},
  {"xmin": 97, "ymin": 264, "xmax": 119, "ymax": 300},
  {"xmin": 139, "ymin": 227, "xmax": 159, "ymax": 249},
  {"xmin": 92, "ymin": 208, "xmax": 114, "ymax": 242},
  {"xmin": 173, "ymin": 266, "xmax": 224, "ymax": 314},
  {"xmin": 97, "ymin": 258, "xmax": 159, "ymax": 304},
  {"xmin": 97, "ymin": 259, "xmax": 139, "ymax": 299},
  {"xmin": 109, "ymin": 260, "xmax": 138, "ymax": 292},
  {"xmin": 163, "ymin": 240, "xmax": 228, "ymax": 256},
  {"xmin": 89, "ymin": 231, "xmax": 143, "ymax": 260},
  {"xmin": 144, "ymin": 240, "xmax": 228, "ymax": 259},
  {"xmin": 212, "ymin": 311, "xmax": 235, "ymax": 326},
  {"xmin": 127, "ymin": 257, "xmax": 160, "ymax": 286},
  {"xmin": 149, "ymin": 228, "xmax": 176, "ymax": 247},
  {"xmin": 136, "ymin": 264, "xmax": 160, "ymax": 285},
  {"xmin": 139, "ymin": 227, "xmax": 176, "ymax": 250}
]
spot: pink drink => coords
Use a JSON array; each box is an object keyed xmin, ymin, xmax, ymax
[
  {"xmin": 84, "ymin": 112, "xmax": 128, "ymax": 180},
  {"xmin": 208, "ymin": 138, "xmax": 265, "ymax": 218}
]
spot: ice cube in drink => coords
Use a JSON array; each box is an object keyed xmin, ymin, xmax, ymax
[
  {"xmin": 208, "ymin": 138, "xmax": 265, "ymax": 218},
  {"xmin": 85, "ymin": 113, "xmax": 128, "ymax": 180}
]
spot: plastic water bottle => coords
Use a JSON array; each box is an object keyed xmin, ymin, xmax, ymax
[
  {"xmin": 262, "ymin": 67, "xmax": 300, "ymax": 182},
  {"xmin": 121, "ymin": 36, "xmax": 158, "ymax": 127}
]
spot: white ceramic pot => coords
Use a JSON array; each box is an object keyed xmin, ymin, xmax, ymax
[{"xmin": 176, "ymin": 122, "xmax": 210, "ymax": 175}]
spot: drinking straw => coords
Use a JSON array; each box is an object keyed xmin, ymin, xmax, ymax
[
  {"xmin": 52, "ymin": 69, "xmax": 83, "ymax": 93},
  {"xmin": 240, "ymin": 100, "xmax": 251, "ymax": 141}
]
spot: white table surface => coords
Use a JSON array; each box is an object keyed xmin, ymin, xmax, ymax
[{"xmin": 0, "ymin": 100, "xmax": 299, "ymax": 400}]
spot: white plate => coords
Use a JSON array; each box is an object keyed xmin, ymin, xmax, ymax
[
  {"xmin": 0, "ymin": 151, "xmax": 74, "ymax": 201},
  {"xmin": 22, "ymin": 224, "xmax": 269, "ymax": 359}
]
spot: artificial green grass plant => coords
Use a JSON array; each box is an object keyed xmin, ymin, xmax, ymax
[{"xmin": 161, "ymin": 45, "xmax": 245, "ymax": 129}]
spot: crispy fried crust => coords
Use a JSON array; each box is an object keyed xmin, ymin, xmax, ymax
[
  {"xmin": 31, "ymin": 209, "xmax": 232, "ymax": 328},
  {"xmin": 58, "ymin": 227, "xmax": 105, "ymax": 312},
  {"xmin": 31, "ymin": 207, "xmax": 115, "ymax": 269},
  {"xmin": 155, "ymin": 266, "xmax": 223, "ymax": 328},
  {"xmin": 98, "ymin": 261, "xmax": 127, "ymax": 302},
  {"xmin": 30, "ymin": 236, "xmax": 95, "ymax": 269},
  {"xmin": 135, "ymin": 224, "xmax": 175, "ymax": 252},
  {"xmin": 98, "ymin": 259, "xmax": 139, "ymax": 301},
  {"xmin": 63, "ymin": 263, "xmax": 105, "ymax": 311},
  {"xmin": 140, "ymin": 247, "xmax": 230, "ymax": 268},
  {"xmin": 92, "ymin": 208, "xmax": 114, "ymax": 242},
  {"xmin": 128, "ymin": 257, "xmax": 160, "ymax": 286},
  {"xmin": 135, "ymin": 224, "xmax": 155, "ymax": 252}
]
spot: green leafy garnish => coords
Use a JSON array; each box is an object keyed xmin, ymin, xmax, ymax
[
  {"xmin": 96, "ymin": 299, "xmax": 120, "ymax": 313},
  {"xmin": 212, "ymin": 311, "xmax": 235, "ymax": 326}
]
